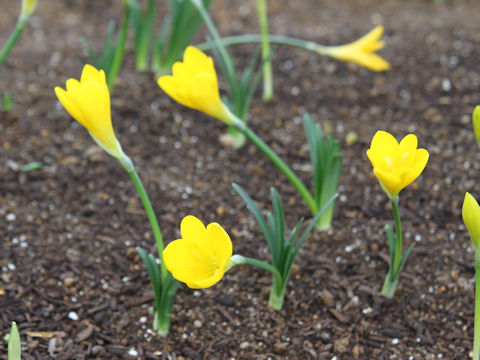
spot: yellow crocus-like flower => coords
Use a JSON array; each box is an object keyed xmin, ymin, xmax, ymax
[
  {"xmin": 463, "ymin": 192, "xmax": 480, "ymax": 249},
  {"xmin": 366, "ymin": 131, "xmax": 429, "ymax": 198},
  {"xmin": 157, "ymin": 46, "xmax": 236, "ymax": 125},
  {"xmin": 55, "ymin": 64, "xmax": 125, "ymax": 160},
  {"xmin": 163, "ymin": 215, "xmax": 233, "ymax": 289},
  {"xmin": 21, "ymin": 0, "xmax": 37, "ymax": 18},
  {"xmin": 473, "ymin": 106, "xmax": 480, "ymax": 151},
  {"xmin": 324, "ymin": 25, "xmax": 390, "ymax": 72}
]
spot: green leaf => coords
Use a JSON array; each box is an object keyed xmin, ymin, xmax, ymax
[
  {"xmin": 395, "ymin": 242, "xmax": 416, "ymax": 278},
  {"xmin": 8, "ymin": 322, "xmax": 21, "ymax": 360},
  {"xmin": 20, "ymin": 161, "xmax": 43, "ymax": 172},
  {"xmin": 232, "ymin": 183, "xmax": 276, "ymax": 259},
  {"xmin": 293, "ymin": 194, "xmax": 337, "ymax": 256},
  {"xmin": 385, "ymin": 224, "xmax": 395, "ymax": 262},
  {"xmin": 270, "ymin": 187, "xmax": 285, "ymax": 252},
  {"xmin": 136, "ymin": 247, "xmax": 162, "ymax": 313}
]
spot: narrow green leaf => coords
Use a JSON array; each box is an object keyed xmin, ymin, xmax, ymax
[
  {"xmin": 293, "ymin": 194, "xmax": 337, "ymax": 256},
  {"xmin": 136, "ymin": 247, "xmax": 162, "ymax": 313},
  {"xmin": 385, "ymin": 225, "xmax": 395, "ymax": 262},
  {"xmin": 395, "ymin": 242, "xmax": 416, "ymax": 278},
  {"xmin": 232, "ymin": 183, "xmax": 275, "ymax": 257},
  {"xmin": 8, "ymin": 321, "xmax": 21, "ymax": 360}
]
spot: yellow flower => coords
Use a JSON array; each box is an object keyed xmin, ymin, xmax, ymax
[
  {"xmin": 473, "ymin": 106, "xmax": 480, "ymax": 151},
  {"xmin": 163, "ymin": 215, "xmax": 233, "ymax": 289},
  {"xmin": 54, "ymin": 64, "xmax": 124, "ymax": 160},
  {"xmin": 325, "ymin": 25, "xmax": 390, "ymax": 72},
  {"xmin": 463, "ymin": 192, "xmax": 480, "ymax": 249},
  {"xmin": 366, "ymin": 131, "xmax": 429, "ymax": 197},
  {"xmin": 157, "ymin": 46, "xmax": 236, "ymax": 125},
  {"xmin": 21, "ymin": 0, "xmax": 37, "ymax": 18}
]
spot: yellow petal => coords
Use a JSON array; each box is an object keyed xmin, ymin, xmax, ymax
[
  {"xmin": 183, "ymin": 46, "xmax": 215, "ymax": 77},
  {"xmin": 374, "ymin": 167, "xmax": 402, "ymax": 196},
  {"xmin": 66, "ymin": 79, "xmax": 81, "ymax": 92},
  {"xmin": 326, "ymin": 25, "xmax": 390, "ymax": 72},
  {"xmin": 400, "ymin": 148, "xmax": 429, "ymax": 188},
  {"xmin": 367, "ymin": 131, "xmax": 398, "ymax": 170},
  {"xmin": 81, "ymin": 64, "xmax": 106, "ymax": 84},
  {"xmin": 463, "ymin": 192, "xmax": 480, "ymax": 248},
  {"xmin": 163, "ymin": 216, "xmax": 233, "ymax": 289},
  {"xmin": 163, "ymin": 239, "xmax": 214, "ymax": 281},
  {"xmin": 157, "ymin": 76, "xmax": 196, "ymax": 110},
  {"xmin": 54, "ymin": 86, "xmax": 85, "ymax": 125},
  {"xmin": 399, "ymin": 134, "xmax": 418, "ymax": 168},
  {"xmin": 180, "ymin": 215, "xmax": 208, "ymax": 243},
  {"xmin": 206, "ymin": 222, "xmax": 233, "ymax": 267},
  {"xmin": 188, "ymin": 73, "xmax": 223, "ymax": 119},
  {"xmin": 187, "ymin": 268, "xmax": 225, "ymax": 289},
  {"xmin": 473, "ymin": 106, "xmax": 480, "ymax": 151}
]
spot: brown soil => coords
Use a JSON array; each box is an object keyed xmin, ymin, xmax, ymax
[{"xmin": 1, "ymin": 0, "xmax": 480, "ymax": 358}]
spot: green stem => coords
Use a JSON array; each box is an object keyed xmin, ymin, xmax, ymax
[
  {"xmin": 268, "ymin": 274, "xmax": 285, "ymax": 310},
  {"xmin": 474, "ymin": 261, "xmax": 480, "ymax": 360},
  {"xmin": 154, "ymin": 280, "xmax": 179, "ymax": 336},
  {"xmin": 0, "ymin": 16, "xmax": 29, "ymax": 68},
  {"xmin": 238, "ymin": 124, "xmax": 318, "ymax": 215},
  {"xmin": 196, "ymin": 34, "xmax": 328, "ymax": 55},
  {"xmin": 239, "ymin": 256, "xmax": 283, "ymax": 283},
  {"xmin": 123, "ymin": 162, "xmax": 168, "ymax": 281},
  {"xmin": 107, "ymin": 4, "xmax": 131, "ymax": 92},
  {"xmin": 380, "ymin": 268, "xmax": 399, "ymax": 298},
  {"xmin": 256, "ymin": 0, "xmax": 273, "ymax": 101},
  {"xmin": 391, "ymin": 196, "xmax": 403, "ymax": 276},
  {"xmin": 228, "ymin": 255, "xmax": 285, "ymax": 309}
]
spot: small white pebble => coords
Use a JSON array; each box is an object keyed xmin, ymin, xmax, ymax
[
  {"xmin": 6, "ymin": 213, "xmax": 16, "ymax": 221},
  {"xmin": 68, "ymin": 311, "xmax": 79, "ymax": 321},
  {"xmin": 392, "ymin": 338, "xmax": 399, "ymax": 345},
  {"xmin": 139, "ymin": 316, "xmax": 147, "ymax": 323},
  {"xmin": 193, "ymin": 320, "xmax": 202, "ymax": 328},
  {"xmin": 7, "ymin": 263, "xmax": 16, "ymax": 271},
  {"xmin": 362, "ymin": 307, "xmax": 372, "ymax": 314},
  {"xmin": 127, "ymin": 348, "xmax": 138, "ymax": 357}
]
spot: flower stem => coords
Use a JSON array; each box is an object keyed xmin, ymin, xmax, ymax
[
  {"xmin": 121, "ymin": 158, "xmax": 168, "ymax": 281},
  {"xmin": 256, "ymin": 0, "xmax": 273, "ymax": 101},
  {"xmin": 237, "ymin": 124, "xmax": 318, "ymax": 216},
  {"xmin": 0, "ymin": 16, "xmax": 30, "ymax": 68},
  {"xmin": 228, "ymin": 255, "xmax": 286, "ymax": 310},
  {"xmin": 380, "ymin": 196, "xmax": 403, "ymax": 298},
  {"xmin": 196, "ymin": 34, "xmax": 328, "ymax": 56},
  {"xmin": 391, "ymin": 196, "xmax": 403, "ymax": 276},
  {"xmin": 474, "ymin": 261, "xmax": 480, "ymax": 360}
]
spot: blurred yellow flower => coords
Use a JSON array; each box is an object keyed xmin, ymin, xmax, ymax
[
  {"xmin": 21, "ymin": 0, "xmax": 37, "ymax": 18},
  {"xmin": 55, "ymin": 64, "xmax": 124, "ymax": 160},
  {"xmin": 366, "ymin": 131, "xmax": 429, "ymax": 198},
  {"xmin": 473, "ymin": 106, "xmax": 480, "ymax": 151},
  {"xmin": 163, "ymin": 215, "xmax": 233, "ymax": 289},
  {"xmin": 463, "ymin": 192, "xmax": 480, "ymax": 249},
  {"xmin": 157, "ymin": 46, "xmax": 236, "ymax": 125},
  {"xmin": 325, "ymin": 25, "xmax": 390, "ymax": 72}
]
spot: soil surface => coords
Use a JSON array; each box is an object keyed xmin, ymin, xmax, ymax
[{"xmin": 1, "ymin": 0, "xmax": 480, "ymax": 358}]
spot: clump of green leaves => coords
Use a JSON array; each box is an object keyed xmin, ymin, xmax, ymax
[
  {"xmin": 129, "ymin": 0, "xmax": 213, "ymax": 75},
  {"xmin": 233, "ymin": 183, "xmax": 335, "ymax": 309},
  {"xmin": 304, "ymin": 113, "xmax": 343, "ymax": 231}
]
